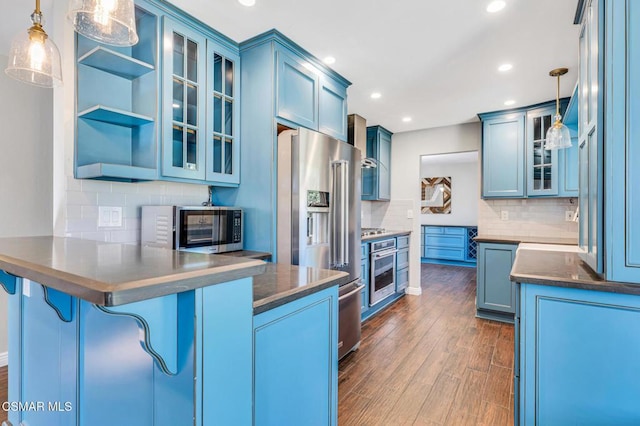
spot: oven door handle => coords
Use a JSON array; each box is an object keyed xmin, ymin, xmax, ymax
[
  {"xmin": 339, "ymin": 283, "xmax": 366, "ymax": 301},
  {"xmin": 372, "ymin": 249, "xmax": 398, "ymax": 259}
]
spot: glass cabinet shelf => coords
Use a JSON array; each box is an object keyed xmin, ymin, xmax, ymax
[
  {"xmin": 78, "ymin": 46, "xmax": 155, "ymax": 80},
  {"xmin": 76, "ymin": 163, "xmax": 157, "ymax": 181},
  {"xmin": 78, "ymin": 105, "xmax": 154, "ymax": 128}
]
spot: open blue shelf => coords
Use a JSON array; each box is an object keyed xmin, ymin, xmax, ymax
[
  {"xmin": 76, "ymin": 163, "xmax": 157, "ymax": 181},
  {"xmin": 78, "ymin": 105, "xmax": 154, "ymax": 128},
  {"xmin": 78, "ymin": 46, "xmax": 155, "ymax": 80}
]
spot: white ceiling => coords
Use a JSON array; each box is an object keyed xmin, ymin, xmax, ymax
[{"xmin": 0, "ymin": 0, "xmax": 581, "ymax": 134}]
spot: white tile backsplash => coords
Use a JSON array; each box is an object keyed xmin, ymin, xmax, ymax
[
  {"xmin": 64, "ymin": 177, "xmax": 208, "ymax": 244},
  {"xmin": 362, "ymin": 200, "xmax": 414, "ymax": 231},
  {"xmin": 478, "ymin": 198, "xmax": 578, "ymax": 240}
]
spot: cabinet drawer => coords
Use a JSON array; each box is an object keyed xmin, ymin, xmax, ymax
[
  {"xmin": 396, "ymin": 236, "xmax": 410, "ymax": 249},
  {"xmin": 424, "ymin": 226, "xmax": 444, "ymax": 235},
  {"xmin": 397, "ymin": 248, "xmax": 409, "ymax": 270},
  {"xmin": 444, "ymin": 227, "xmax": 465, "ymax": 235},
  {"xmin": 424, "ymin": 247, "xmax": 465, "ymax": 261},
  {"xmin": 361, "ymin": 243, "xmax": 369, "ymax": 260},
  {"xmin": 396, "ymin": 267, "xmax": 409, "ymax": 292},
  {"xmin": 424, "ymin": 234, "xmax": 465, "ymax": 249}
]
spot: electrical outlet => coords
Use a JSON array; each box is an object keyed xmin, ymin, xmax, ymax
[
  {"xmin": 501, "ymin": 210, "xmax": 509, "ymax": 221},
  {"xmin": 98, "ymin": 206, "xmax": 123, "ymax": 228},
  {"xmin": 407, "ymin": 209, "xmax": 414, "ymax": 219},
  {"xmin": 565, "ymin": 210, "xmax": 574, "ymax": 222}
]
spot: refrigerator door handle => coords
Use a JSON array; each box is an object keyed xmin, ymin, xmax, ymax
[{"xmin": 331, "ymin": 160, "xmax": 349, "ymax": 268}]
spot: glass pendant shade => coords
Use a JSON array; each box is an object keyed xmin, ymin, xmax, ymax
[
  {"xmin": 4, "ymin": 10, "xmax": 63, "ymax": 88},
  {"xmin": 68, "ymin": 0, "xmax": 139, "ymax": 47},
  {"xmin": 544, "ymin": 67, "xmax": 572, "ymax": 150},
  {"xmin": 544, "ymin": 114, "xmax": 572, "ymax": 150}
]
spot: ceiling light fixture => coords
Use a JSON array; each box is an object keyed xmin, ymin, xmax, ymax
[
  {"xmin": 4, "ymin": 0, "xmax": 63, "ymax": 88},
  {"xmin": 486, "ymin": 1, "xmax": 506, "ymax": 13},
  {"xmin": 498, "ymin": 63, "xmax": 513, "ymax": 72},
  {"xmin": 370, "ymin": 92, "xmax": 381, "ymax": 99},
  {"xmin": 323, "ymin": 56, "xmax": 336, "ymax": 65},
  {"xmin": 68, "ymin": 0, "xmax": 139, "ymax": 46},
  {"xmin": 504, "ymin": 100, "xmax": 516, "ymax": 106},
  {"xmin": 544, "ymin": 67, "xmax": 572, "ymax": 150},
  {"xmin": 238, "ymin": 0, "xmax": 256, "ymax": 6},
  {"xmin": 402, "ymin": 117, "xmax": 412, "ymax": 123}
]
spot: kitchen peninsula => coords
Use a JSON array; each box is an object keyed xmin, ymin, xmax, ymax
[{"xmin": 0, "ymin": 236, "xmax": 345, "ymax": 426}]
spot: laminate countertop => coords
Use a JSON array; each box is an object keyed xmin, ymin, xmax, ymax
[
  {"xmin": 252, "ymin": 263, "xmax": 350, "ymax": 314},
  {"xmin": 362, "ymin": 230, "xmax": 411, "ymax": 242},
  {"xmin": 0, "ymin": 236, "xmax": 266, "ymax": 306},
  {"xmin": 511, "ymin": 247, "xmax": 640, "ymax": 296},
  {"xmin": 474, "ymin": 234, "xmax": 578, "ymax": 245}
]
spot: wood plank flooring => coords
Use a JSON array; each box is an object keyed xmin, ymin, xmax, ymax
[
  {"xmin": 338, "ymin": 263, "xmax": 514, "ymax": 425},
  {"xmin": 0, "ymin": 263, "xmax": 513, "ymax": 425}
]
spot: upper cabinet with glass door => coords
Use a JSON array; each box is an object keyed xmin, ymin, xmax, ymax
[
  {"xmin": 162, "ymin": 18, "xmax": 207, "ymax": 181},
  {"xmin": 161, "ymin": 16, "xmax": 240, "ymax": 185},
  {"xmin": 479, "ymin": 99, "xmax": 572, "ymax": 199},
  {"xmin": 526, "ymin": 105, "xmax": 558, "ymax": 196},
  {"xmin": 206, "ymin": 42, "xmax": 240, "ymax": 184}
]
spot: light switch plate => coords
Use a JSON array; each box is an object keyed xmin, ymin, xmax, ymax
[
  {"xmin": 407, "ymin": 209, "xmax": 414, "ymax": 219},
  {"xmin": 99, "ymin": 206, "xmax": 123, "ymax": 228}
]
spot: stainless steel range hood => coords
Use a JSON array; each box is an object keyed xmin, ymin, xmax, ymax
[{"xmin": 348, "ymin": 114, "xmax": 377, "ymax": 168}]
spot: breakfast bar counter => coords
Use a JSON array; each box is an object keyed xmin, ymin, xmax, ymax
[{"xmin": 0, "ymin": 237, "xmax": 341, "ymax": 426}]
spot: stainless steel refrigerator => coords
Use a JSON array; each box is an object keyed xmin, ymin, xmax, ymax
[{"xmin": 277, "ymin": 128, "xmax": 363, "ymax": 359}]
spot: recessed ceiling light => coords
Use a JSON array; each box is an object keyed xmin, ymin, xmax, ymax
[
  {"xmin": 370, "ymin": 92, "xmax": 382, "ymax": 99},
  {"xmin": 498, "ymin": 63, "xmax": 513, "ymax": 72},
  {"xmin": 486, "ymin": 0, "xmax": 506, "ymax": 13},
  {"xmin": 402, "ymin": 117, "xmax": 412, "ymax": 123},
  {"xmin": 172, "ymin": 103, "xmax": 180, "ymax": 108},
  {"xmin": 238, "ymin": 0, "xmax": 256, "ymax": 6},
  {"xmin": 323, "ymin": 56, "xmax": 336, "ymax": 65},
  {"xmin": 504, "ymin": 100, "xmax": 516, "ymax": 106}
]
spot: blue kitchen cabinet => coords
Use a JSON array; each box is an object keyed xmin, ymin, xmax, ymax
[
  {"xmin": 361, "ymin": 243, "xmax": 369, "ymax": 314},
  {"xmin": 276, "ymin": 48, "xmax": 319, "ymax": 131},
  {"xmin": 75, "ymin": 0, "xmax": 241, "ymax": 186},
  {"xmin": 396, "ymin": 235, "xmax": 410, "ymax": 293},
  {"xmin": 480, "ymin": 113, "xmax": 525, "ymax": 198},
  {"xmin": 362, "ymin": 126, "xmax": 392, "ymax": 201},
  {"xmin": 476, "ymin": 242, "xmax": 516, "ymax": 323},
  {"xmin": 526, "ymin": 105, "xmax": 558, "ymax": 196},
  {"xmin": 253, "ymin": 286, "xmax": 338, "ymax": 426},
  {"xmin": 161, "ymin": 17, "xmax": 241, "ymax": 184},
  {"xmin": 559, "ymin": 90, "xmax": 580, "ymax": 197},
  {"xmin": 517, "ymin": 283, "xmax": 640, "ymax": 424},
  {"xmin": 319, "ymin": 74, "xmax": 348, "ymax": 141},
  {"xmin": 421, "ymin": 226, "xmax": 477, "ymax": 266},
  {"xmin": 214, "ymin": 30, "xmax": 350, "ymax": 256},
  {"xmin": 479, "ymin": 99, "xmax": 573, "ymax": 199},
  {"xmin": 75, "ymin": 3, "xmax": 159, "ymax": 181},
  {"xmin": 161, "ymin": 17, "xmax": 207, "ymax": 181}
]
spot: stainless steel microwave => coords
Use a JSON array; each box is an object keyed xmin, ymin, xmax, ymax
[{"xmin": 141, "ymin": 206, "xmax": 243, "ymax": 254}]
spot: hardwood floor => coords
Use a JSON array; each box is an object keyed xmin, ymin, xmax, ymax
[
  {"xmin": 0, "ymin": 263, "xmax": 513, "ymax": 425},
  {"xmin": 338, "ymin": 263, "xmax": 514, "ymax": 425}
]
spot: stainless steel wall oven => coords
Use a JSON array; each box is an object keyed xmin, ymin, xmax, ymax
[{"xmin": 370, "ymin": 239, "xmax": 397, "ymax": 305}]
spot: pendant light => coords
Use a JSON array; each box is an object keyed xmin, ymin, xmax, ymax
[
  {"xmin": 4, "ymin": 0, "xmax": 63, "ymax": 88},
  {"xmin": 68, "ymin": 0, "xmax": 139, "ymax": 47},
  {"xmin": 544, "ymin": 67, "xmax": 572, "ymax": 150}
]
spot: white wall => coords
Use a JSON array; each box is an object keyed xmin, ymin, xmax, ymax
[
  {"xmin": 0, "ymin": 54, "xmax": 54, "ymax": 357},
  {"xmin": 419, "ymin": 154, "xmax": 478, "ymax": 226},
  {"xmin": 390, "ymin": 122, "xmax": 481, "ymax": 295}
]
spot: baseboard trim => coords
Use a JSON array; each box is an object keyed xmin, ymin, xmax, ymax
[
  {"xmin": 0, "ymin": 352, "xmax": 7, "ymax": 367},
  {"xmin": 405, "ymin": 286, "xmax": 422, "ymax": 296}
]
